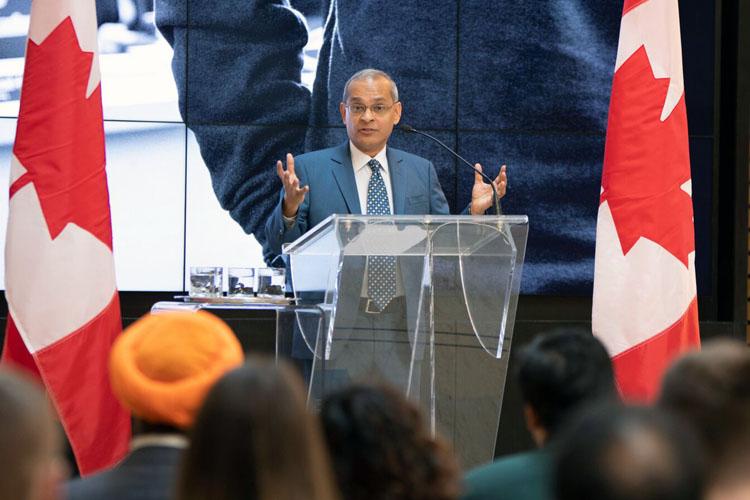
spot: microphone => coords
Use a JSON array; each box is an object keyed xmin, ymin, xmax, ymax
[{"xmin": 400, "ymin": 124, "xmax": 501, "ymax": 215}]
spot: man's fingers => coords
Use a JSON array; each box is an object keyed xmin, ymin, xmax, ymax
[
  {"xmin": 276, "ymin": 160, "xmax": 285, "ymax": 180},
  {"xmin": 286, "ymin": 153, "xmax": 295, "ymax": 176},
  {"xmin": 474, "ymin": 163, "xmax": 483, "ymax": 183},
  {"xmin": 493, "ymin": 165, "xmax": 507, "ymax": 183}
]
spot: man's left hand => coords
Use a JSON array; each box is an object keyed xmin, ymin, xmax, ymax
[{"xmin": 470, "ymin": 164, "xmax": 507, "ymax": 215}]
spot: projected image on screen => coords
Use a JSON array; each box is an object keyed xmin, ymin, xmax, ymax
[
  {"xmin": 163, "ymin": 0, "xmax": 715, "ymax": 296},
  {"xmin": 158, "ymin": 0, "xmax": 624, "ymax": 294},
  {"xmin": 0, "ymin": 0, "xmax": 714, "ymax": 295}
]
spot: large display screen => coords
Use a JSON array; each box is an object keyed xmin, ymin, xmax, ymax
[{"xmin": 0, "ymin": 0, "xmax": 715, "ymax": 295}]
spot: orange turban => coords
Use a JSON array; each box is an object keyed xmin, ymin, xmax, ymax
[{"xmin": 109, "ymin": 311, "xmax": 243, "ymax": 429}]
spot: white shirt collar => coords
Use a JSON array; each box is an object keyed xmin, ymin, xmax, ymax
[
  {"xmin": 130, "ymin": 433, "xmax": 189, "ymax": 451},
  {"xmin": 349, "ymin": 141, "xmax": 389, "ymax": 174}
]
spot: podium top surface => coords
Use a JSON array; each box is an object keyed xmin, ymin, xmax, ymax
[
  {"xmin": 151, "ymin": 300, "xmax": 326, "ymax": 314},
  {"xmin": 282, "ymin": 214, "xmax": 529, "ymax": 256}
]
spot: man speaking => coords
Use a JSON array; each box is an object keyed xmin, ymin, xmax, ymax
[
  {"xmin": 265, "ymin": 69, "xmax": 508, "ymax": 392},
  {"xmin": 264, "ymin": 69, "xmax": 507, "ymax": 260}
]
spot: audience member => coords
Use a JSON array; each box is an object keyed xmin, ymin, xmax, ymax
[
  {"xmin": 177, "ymin": 357, "xmax": 340, "ymax": 500},
  {"xmin": 0, "ymin": 369, "xmax": 66, "ymax": 500},
  {"xmin": 659, "ymin": 339, "xmax": 750, "ymax": 500},
  {"xmin": 321, "ymin": 384, "xmax": 461, "ymax": 500},
  {"xmin": 66, "ymin": 311, "xmax": 244, "ymax": 500},
  {"xmin": 462, "ymin": 328, "xmax": 617, "ymax": 500},
  {"xmin": 554, "ymin": 404, "xmax": 704, "ymax": 500}
]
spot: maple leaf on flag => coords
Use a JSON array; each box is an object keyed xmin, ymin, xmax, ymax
[
  {"xmin": 600, "ymin": 45, "xmax": 694, "ymax": 268},
  {"xmin": 10, "ymin": 17, "xmax": 112, "ymax": 249}
]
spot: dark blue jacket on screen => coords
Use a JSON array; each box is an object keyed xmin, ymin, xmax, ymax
[{"xmin": 155, "ymin": 0, "xmax": 619, "ymax": 293}]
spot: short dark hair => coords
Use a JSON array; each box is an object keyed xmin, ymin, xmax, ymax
[
  {"xmin": 518, "ymin": 328, "xmax": 616, "ymax": 436},
  {"xmin": 659, "ymin": 339, "xmax": 750, "ymax": 483},
  {"xmin": 321, "ymin": 384, "xmax": 460, "ymax": 500},
  {"xmin": 554, "ymin": 404, "xmax": 704, "ymax": 500}
]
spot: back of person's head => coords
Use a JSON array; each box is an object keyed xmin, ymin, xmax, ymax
[
  {"xmin": 659, "ymin": 339, "xmax": 750, "ymax": 488},
  {"xmin": 177, "ymin": 357, "xmax": 339, "ymax": 500},
  {"xmin": 109, "ymin": 311, "xmax": 244, "ymax": 431},
  {"xmin": 554, "ymin": 404, "xmax": 704, "ymax": 500},
  {"xmin": 320, "ymin": 384, "xmax": 460, "ymax": 500},
  {"xmin": 0, "ymin": 369, "xmax": 65, "ymax": 500},
  {"xmin": 518, "ymin": 328, "xmax": 616, "ymax": 439}
]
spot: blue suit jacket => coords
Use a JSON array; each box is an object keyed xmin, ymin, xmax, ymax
[
  {"xmin": 265, "ymin": 142, "xmax": 460, "ymax": 364},
  {"xmin": 264, "ymin": 142, "xmax": 454, "ymax": 258}
]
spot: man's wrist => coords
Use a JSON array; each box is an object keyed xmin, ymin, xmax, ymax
[
  {"xmin": 282, "ymin": 212, "xmax": 297, "ymax": 229},
  {"xmin": 282, "ymin": 199, "xmax": 299, "ymax": 218}
]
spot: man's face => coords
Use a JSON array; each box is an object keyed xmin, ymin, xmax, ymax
[{"xmin": 339, "ymin": 76, "xmax": 402, "ymax": 157}]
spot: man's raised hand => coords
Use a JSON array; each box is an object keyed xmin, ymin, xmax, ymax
[
  {"xmin": 470, "ymin": 164, "xmax": 507, "ymax": 215},
  {"xmin": 276, "ymin": 153, "xmax": 309, "ymax": 217}
]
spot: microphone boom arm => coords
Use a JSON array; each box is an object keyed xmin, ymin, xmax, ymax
[{"xmin": 400, "ymin": 124, "xmax": 501, "ymax": 216}]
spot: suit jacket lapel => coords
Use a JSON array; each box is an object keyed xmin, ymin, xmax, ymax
[
  {"xmin": 330, "ymin": 143, "xmax": 361, "ymax": 214},
  {"xmin": 388, "ymin": 147, "xmax": 407, "ymax": 215}
]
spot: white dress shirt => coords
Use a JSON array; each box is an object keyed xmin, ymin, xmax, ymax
[{"xmin": 349, "ymin": 142, "xmax": 394, "ymax": 214}]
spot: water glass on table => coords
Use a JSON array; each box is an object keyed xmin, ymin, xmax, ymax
[
  {"xmin": 228, "ymin": 267, "xmax": 255, "ymax": 297},
  {"xmin": 256, "ymin": 268, "xmax": 286, "ymax": 298},
  {"xmin": 189, "ymin": 266, "xmax": 223, "ymax": 297}
]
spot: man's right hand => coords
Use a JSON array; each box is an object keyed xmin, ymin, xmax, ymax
[{"xmin": 276, "ymin": 153, "xmax": 309, "ymax": 218}]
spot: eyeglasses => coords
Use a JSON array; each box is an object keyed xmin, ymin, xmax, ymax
[{"xmin": 345, "ymin": 102, "xmax": 398, "ymax": 116}]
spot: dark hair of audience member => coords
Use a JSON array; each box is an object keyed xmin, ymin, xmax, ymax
[
  {"xmin": 320, "ymin": 384, "xmax": 461, "ymax": 500},
  {"xmin": 176, "ymin": 357, "xmax": 340, "ymax": 500},
  {"xmin": 554, "ymin": 404, "xmax": 704, "ymax": 500},
  {"xmin": 518, "ymin": 327, "xmax": 617, "ymax": 438},
  {"xmin": 0, "ymin": 368, "xmax": 65, "ymax": 500},
  {"xmin": 659, "ymin": 339, "xmax": 750, "ymax": 486}
]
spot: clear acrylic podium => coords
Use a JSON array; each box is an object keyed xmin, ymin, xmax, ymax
[{"xmin": 285, "ymin": 214, "xmax": 528, "ymax": 467}]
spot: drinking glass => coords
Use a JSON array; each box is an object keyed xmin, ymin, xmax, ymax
[
  {"xmin": 228, "ymin": 267, "xmax": 255, "ymax": 297},
  {"xmin": 189, "ymin": 266, "xmax": 223, "ymax": 297},
  {"xmin": 256, "ymin": 268, "xmax": 286, "ymax": 298}
]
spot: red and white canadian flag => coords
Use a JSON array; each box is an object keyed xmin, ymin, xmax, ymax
[
  {"xmin": 593, "ymin": 0, "xmax": 701, "ymax": 401},
  {"xmin": 1, "ymin": 1, "xmax": 130, "ymax": 473}
]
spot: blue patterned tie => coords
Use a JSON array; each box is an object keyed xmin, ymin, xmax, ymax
[{"xmin": 366, "ymin": 159, "xmax": 397, "ymax": 311}]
